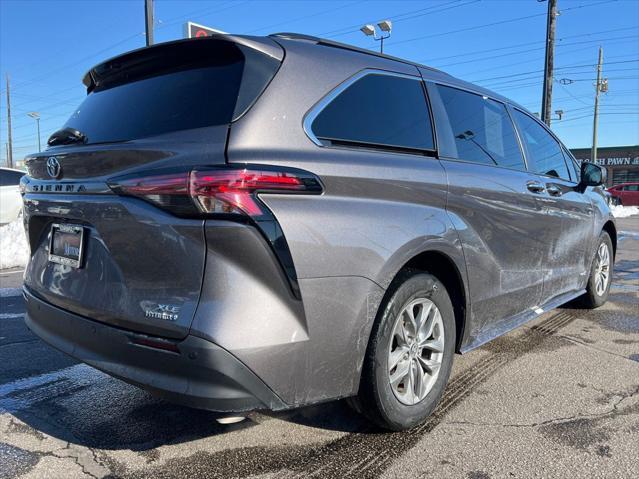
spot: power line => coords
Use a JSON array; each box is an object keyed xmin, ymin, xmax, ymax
[
  {"xmin": 558, "ymin": 111, "xmax": 639, "ymax": 123},
  {"xmin": 318, "ymin": 0, "xmax": 468, "ymax": 37},
  {"xmin": 421, "ymin": 25, "xmax": 639, "ymax": 64},
  {"xmin": 8, "ymin": 32, "xmax": 145, "ymax": 92},
  {"xmin": 388, "ymin": 0, "xmax": 619, "ymax": 48},
  {"xmin": 489, "ymin": 68, "xmax": 639, "ymax": 88},
  {"xmin": 433, "ymin": 34, "xmax": 637, "ymax": 71},
  {"xmin": 246, "ymin": 0, "xmax": 367, "ymax": 34},
  {"xmin": 438, "ymin": 37, "xmax": 638, "ymax": 90},
  {"xmin": 154, "ymin": 0, "xmax": 244, "ymax": 29},
  {"xmin": 565, "ymin": 75, "xmax": 639, "ymax": 82},
  {"xmin": 3, "ymin": 1, "xmax": 250, "ymax": 95},
  {"xmin": 557, "ymin": 82, "xmax": 591, "ymax": 106},
  {"xmin": 520, "ymin": 88, "xmax": 639, "ymax": 107},
  {"xmin": 472, "ymin": 58, "xmax": 639, "ymax": 84}
]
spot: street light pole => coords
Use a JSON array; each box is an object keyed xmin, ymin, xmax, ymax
[
  {"xmin": 360, "ymin": 20, "xmax": 392, "ymax": 54},
  {"xmin": 6, "ymin": 75, "xmax": 13, "ymax": 168},
  {"xmin": 35, "ymin": 117, "xmax": 41, "ymax": 152},
  {"xmin": 27, "ymin": 112, "xmax": 41, "ymax": 152}
]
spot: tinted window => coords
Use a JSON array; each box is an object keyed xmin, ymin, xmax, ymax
[
  {"xmin": 0, "ymin": 169, "xmax": 24, "ymax": 186},
  {"xmin": 62, "ymin": 42, "xmax": 280, "ymax": 145},
  {"xmin": 513, "ymin": 109, "xmax": 571, "ymax": 180},
  {"xmin": 436, "ymin": 85, "xmax": 525, "ymax": 169},
  {"xmin": 311, "ymin": 74, "xmax": 434, "ymax": 151},
  {"xmin": 625, "ymin": 185, "xmax": 639, "ymax": 191}
]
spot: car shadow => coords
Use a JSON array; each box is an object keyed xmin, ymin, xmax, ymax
[
  {"xmin": 3, "ymin": 294, "xmax": 370, "ymax": 453},
  {"xmin": 11, "ymin": 388, "xmax": 260, "ymax": 452}
]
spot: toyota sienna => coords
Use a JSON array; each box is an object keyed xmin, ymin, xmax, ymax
[{"xmin": 21, "ymin": 33, "xmax": 616, "ymax": 430}]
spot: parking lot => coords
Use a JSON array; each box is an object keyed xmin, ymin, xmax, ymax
[{"xmin": 0, "ymin": 217, "xmax": 637, "ymax": 479}]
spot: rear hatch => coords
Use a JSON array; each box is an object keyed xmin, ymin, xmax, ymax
[{"xmin": 22, "ymin": 36, "xmax": 283, "ymax": 339}]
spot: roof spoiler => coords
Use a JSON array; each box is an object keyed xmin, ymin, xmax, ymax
[{"xmin": 82, "ymin": 34, "xmax": 284, "ymax": 91}]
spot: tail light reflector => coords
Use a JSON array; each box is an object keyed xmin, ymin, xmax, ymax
[{"xmin": 190, "ymin": 168, "xmax": 309, "ymax": 216}]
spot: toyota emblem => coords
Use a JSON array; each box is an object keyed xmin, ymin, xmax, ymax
[{"xmin": 46, "ymin": 157, "xmax": 61, "ymax": 179}]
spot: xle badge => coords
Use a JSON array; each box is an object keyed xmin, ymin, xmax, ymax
[{"xmin": 141, "ymin": 302, "xmax": 181, "ymax": 322}]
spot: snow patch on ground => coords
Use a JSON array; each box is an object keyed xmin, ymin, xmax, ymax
[
  {"xmin": 0, "ymin": 219, "xmax": 29, "ymax": 269},
  {"xmin": 611, "ymin": 205, "xmax": 639, "ymax": 218}
]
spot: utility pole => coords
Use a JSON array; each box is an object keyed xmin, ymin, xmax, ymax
[
  {"xmin": 591, "ymin": 46, "xmax": 604, "ymax": 164},
  {"xmin": 540, "ymin": 0, "xmax": 557, "ymax": 126},
  {"xmin": 145, "ymin": 0, "xmax": 154, "ymax": 46},
  {"xmin": 5, "ymin": 75, "xmax": 13, "ymax": 169}
]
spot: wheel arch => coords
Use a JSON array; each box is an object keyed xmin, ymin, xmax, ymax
[
  {"xmin": 392, "ymin": 249, "xmax": 469, "ymax": 353},
  {"xmin": 602, "ymin": 220, "xmax": 617, "ymax": 259}
]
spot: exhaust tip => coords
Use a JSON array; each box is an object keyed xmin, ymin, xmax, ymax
[{"xmin": 216, "ymin": 416, "xmax": 246, "ymax": 425}]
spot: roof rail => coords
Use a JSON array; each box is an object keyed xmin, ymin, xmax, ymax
[{"xmin": 269, "ymin": 32, "xmax": 446, "ymax": 75}]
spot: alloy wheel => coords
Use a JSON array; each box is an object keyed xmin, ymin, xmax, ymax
[
  {"xmin": 387, "ymin": 298, "xmax": 444, "ymax": 406},
  {"xmin": 594, "ymin": 242, "xmax": 611, "ymax": 296}
]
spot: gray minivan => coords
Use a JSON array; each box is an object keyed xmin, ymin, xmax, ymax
[{"xmin": 21, "ymin": 33, "xmax": 615, "ymax": 430}]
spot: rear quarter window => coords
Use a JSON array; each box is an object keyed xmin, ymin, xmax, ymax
[{"xmin": 310, "ymin": 72, "xmax": 435, "ymax": 152}]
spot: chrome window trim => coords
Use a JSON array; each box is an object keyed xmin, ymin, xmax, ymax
[{"xmin": 302, "ymin": 68, "xmax": 425, "ymax": 148}]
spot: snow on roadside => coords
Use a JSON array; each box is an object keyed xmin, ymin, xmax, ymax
[
  {"xmin": 611, "ymin": 205, "xmax": 639, "ymax": 218},
  {"xmin": 0, "ymin": 218, "xmax": 29, "ymax": 269}
]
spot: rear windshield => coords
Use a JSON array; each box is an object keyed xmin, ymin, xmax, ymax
[{"xmin": 61, "ymin": 40, "xmax": 280, "ymax": 145}]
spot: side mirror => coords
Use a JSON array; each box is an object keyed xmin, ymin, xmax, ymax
[{"xmin": 580, "ymin": 162, "xmax": 606, "ymax": 188}]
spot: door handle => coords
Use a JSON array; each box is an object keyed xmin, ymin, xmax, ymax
[
  {"xmin": 526, "ymin": 181, "xmax": 545, "ymax": 194},
  {"xmin": 546, "ymin": 185, "xmax": 562, "ymax": 197}
]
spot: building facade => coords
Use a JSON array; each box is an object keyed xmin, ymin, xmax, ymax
[{"xmin": 570, "ymin": 145, "xmax": 639, "ymax": 187}]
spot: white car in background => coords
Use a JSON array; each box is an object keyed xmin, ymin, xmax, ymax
[{"xmin": 0, "ymin": 167, "xmax": 25, "ymax": 224}]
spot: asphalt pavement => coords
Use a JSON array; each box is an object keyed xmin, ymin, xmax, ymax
[{"xmin": 1, "ymin": 218, "xmax": 637, "ymax": 478}]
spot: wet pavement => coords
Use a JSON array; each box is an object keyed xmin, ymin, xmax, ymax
[{"xmin": 1, "ymin": 218, "xmax": 637, "ymax": 478}]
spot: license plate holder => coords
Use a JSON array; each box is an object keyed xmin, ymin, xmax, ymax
[{"xmin": 48, "ymin": 223, "xmax": 86, "ymax": 269}]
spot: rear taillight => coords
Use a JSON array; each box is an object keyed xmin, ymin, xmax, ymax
[{"xmin": 108, "ymin": 165, "xmax": 322, "ymax": 218}]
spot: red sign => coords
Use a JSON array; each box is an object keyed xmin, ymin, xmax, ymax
[{"xmin": 185, "ymin": 22, "xmax": 226, "ymax": 39}]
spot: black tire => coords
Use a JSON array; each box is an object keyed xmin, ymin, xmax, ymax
[
  {"xmin": 353, "ymin": 270, "xmax": 456, "ymax": 431},
  {"xmin": 580, "ymin": 231, "xmax": 613, "ymax": 309}
]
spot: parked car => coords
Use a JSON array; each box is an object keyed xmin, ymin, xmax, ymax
[
  {"xmin": 21, "ymin": 34, "xmax": 616, "ymax": 431},
  {"xmin": 0, "ymin": 167, "xmax": 25, "ymax": 224},
  {"xmin": 607, "ymin": 182, "xmax": 639, "ymax": 206},
  {"xmin": 603, "ymin": 188, "xmax": 618, "ymax": 206}
]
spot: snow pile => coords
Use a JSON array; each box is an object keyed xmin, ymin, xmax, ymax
[
  {"xmin": 0, "ymin": 218, "xmax": 29, "ymax": 269},
  {"xmin": 611, "ymin": 205, "xmax": 639, "ymax": 218}
]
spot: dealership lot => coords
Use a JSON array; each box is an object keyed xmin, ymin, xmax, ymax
[{"xmin": 1, "ymin": 218, "xmax": 637, "ymax": 479}]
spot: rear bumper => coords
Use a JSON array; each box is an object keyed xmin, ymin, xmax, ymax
[{"xmin": 23, "ymin": 287, "xmax": 287, "ymax": 412}]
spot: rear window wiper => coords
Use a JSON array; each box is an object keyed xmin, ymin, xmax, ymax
[{"xmin": 48, "ymin": 127, "xmax": 88, "ymax": 146}]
